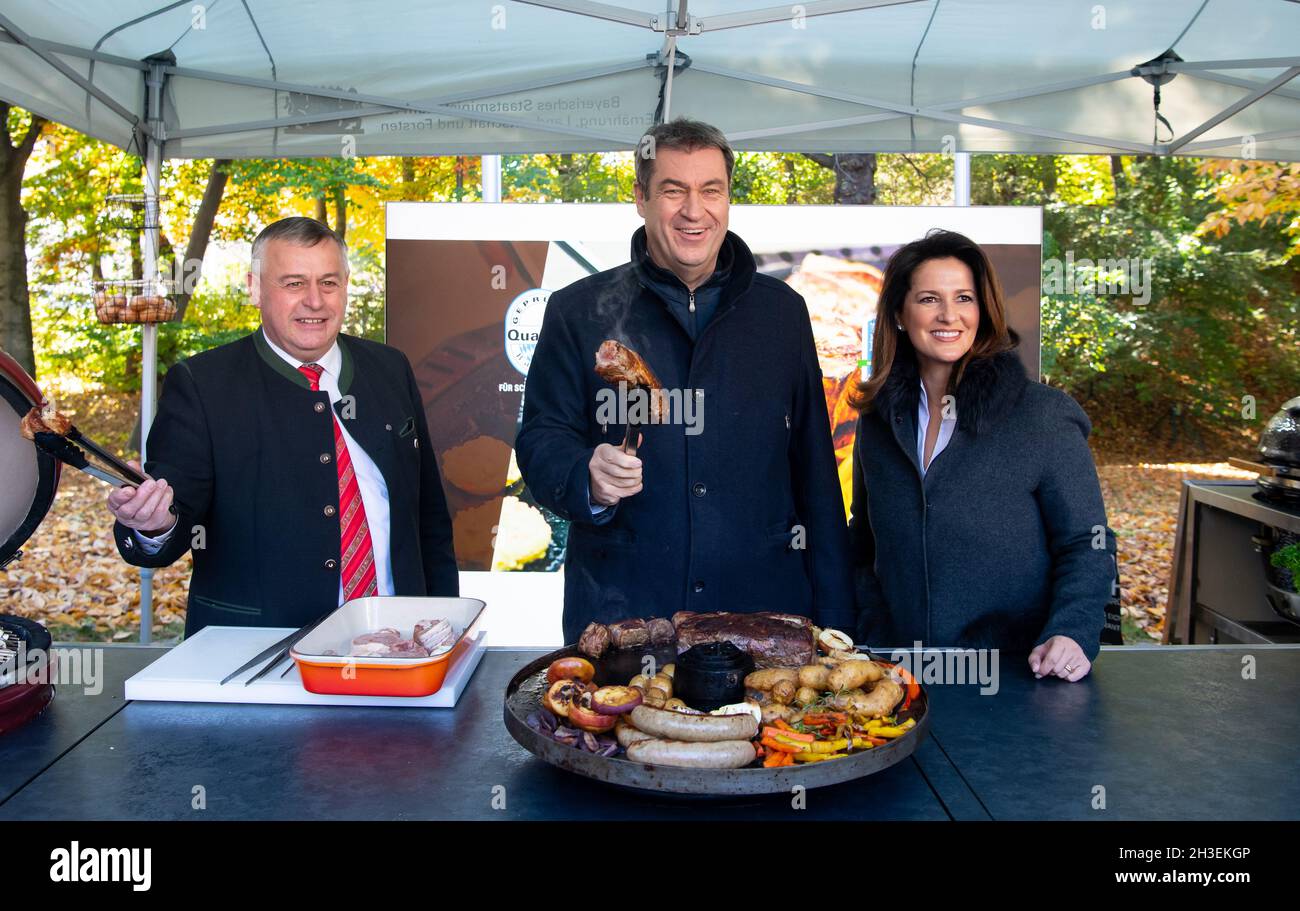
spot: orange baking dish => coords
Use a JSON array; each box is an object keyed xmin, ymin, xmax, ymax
[{"xmin": 290, "ymin": 596, "xmax": 485, "ymax": 697}]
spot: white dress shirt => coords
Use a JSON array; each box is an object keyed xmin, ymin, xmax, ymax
[
  {"xmin": 136, "ymin": 330, "xmax": 396, "ymax": 604},
  {"xmin": 916, "ymin": 379, "xmax": 957, "ymax": 477}
]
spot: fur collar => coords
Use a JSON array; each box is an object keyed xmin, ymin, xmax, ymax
[{"xmin": 876, "ymin": 339, "xmax": 1028, "ymax": 436}]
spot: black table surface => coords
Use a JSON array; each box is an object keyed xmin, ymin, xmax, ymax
[
  {"xmin": 0, "ymin": 645, "xmax": 157, "ymax": 805},
  {"xmin": 0, "ymin": 648, "xmax": 962, "ymax": 820},
  {"xmin": 1, "ymin": 644, "xmax": 1296, "ymax": 820},
  {"xmin": 922, "ymin": 644, "xmax": 1300, "ymax": 820}
]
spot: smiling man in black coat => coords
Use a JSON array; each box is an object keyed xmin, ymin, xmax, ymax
[
  {"xmin": 106, "ymin": 218, "xmax": 458, "ymax": 635},
  {"xmin": 516, "ymin": 120, "xmax": 853, "ymax": 643}
]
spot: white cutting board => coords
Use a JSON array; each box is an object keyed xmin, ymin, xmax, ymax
[{"xmin": 124, "ymin": 625, "xmax": 486, "ymax": 708}]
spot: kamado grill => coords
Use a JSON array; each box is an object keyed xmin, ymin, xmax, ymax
[
  {"xmin": 1254, "ymin": 396, "xmax": 1300, "ymax": 509},
  {"xmin": 0, "ymin": 349, "xmax": 61, "ymax": 573},
  {"xmin": 0, "ymin": 615, "xmax": 55, "ymax": 735},
  {"xmin": 1230, "ymin": 397, "xmax": 1300, "ymax": 629},
  {"xmin": 0, "ymin": 349, "xmax": 62, "ymax": 734}
]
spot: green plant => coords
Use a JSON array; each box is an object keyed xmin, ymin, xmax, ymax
[{"xmin": 1270, "ymin": 542, "xmax": 1300, "ymax": 591}]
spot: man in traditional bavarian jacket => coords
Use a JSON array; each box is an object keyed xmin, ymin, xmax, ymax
[{"xmin": 107, "ymin": 217, "xmax": 458, "ymax": 635}]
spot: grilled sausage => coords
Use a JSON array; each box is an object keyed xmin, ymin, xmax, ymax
[
  {"xmin": 615, "ymin": 718, "xmax": 657, "ymax": 748},
  {"xmin": 625, "ymin": 738, "xmax": 756, "ymax": 769},
  {"xmin": 628, "ymin": 704, "xmax": 759, "ymax": 742}
]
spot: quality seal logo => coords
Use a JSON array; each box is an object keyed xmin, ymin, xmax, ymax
[{"xmin": 505, "ymin": 288, "xmax": 549, "ymax": 376}]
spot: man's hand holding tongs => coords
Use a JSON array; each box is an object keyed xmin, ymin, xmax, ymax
[{"xmin": 107, "ymin": 460, "xmax": 177, "ymax": 537}]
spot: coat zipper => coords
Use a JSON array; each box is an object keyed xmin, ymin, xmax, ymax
[{"xmin": 688, "ymin": 290, "xmax": 696, "ymax": 313}]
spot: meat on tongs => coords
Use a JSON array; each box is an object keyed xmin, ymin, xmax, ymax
[
  {"xmin": 21, "ymin": 398, "xmax": 148, "ymax": 488},
  {"xmin": 19, "ymin": 399, "xmax": 72, "ymax": 440},
  {"xmin": 594, "ymin": 340, "xmax": 667, "ymax": 453}
]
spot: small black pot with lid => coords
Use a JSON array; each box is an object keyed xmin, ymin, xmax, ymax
[{"xmin": 673, "ymin": 641, "xmax": 754, "ymax": 712}]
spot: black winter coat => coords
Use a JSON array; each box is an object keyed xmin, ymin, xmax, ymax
[
  {"xmin": 849, "ymin": 347, "xmax": 1115, "ymax": 660},
  {"xmin": 516, "ymin": 228, "xmax": 854, "ymax": 643}
]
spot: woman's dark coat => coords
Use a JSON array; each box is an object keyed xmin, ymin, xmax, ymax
[{"xmin": 850, "ymin": 347, "xmax": 1115, "ymax": 660}]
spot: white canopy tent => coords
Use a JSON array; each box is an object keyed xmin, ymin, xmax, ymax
[
  {"xmin": 1, "ymin": 0, "xmax": 1298, "ymax": 161},
  {"xmin": 3, "ymin": 0, "xmax": 1297, "ymax": 641}
]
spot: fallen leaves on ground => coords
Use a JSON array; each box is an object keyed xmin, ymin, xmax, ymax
[
  {"xmin": 0, "ymin": 469, "xmax": 190, "ymax": 643},
  {"xmin": 1098, "ymin": 460, "xmax": 1256, "ymax": 642}
]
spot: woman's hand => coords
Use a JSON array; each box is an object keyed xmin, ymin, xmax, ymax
[{"xmin": 1028, "ymin": 635, "xmax": 1091, "ymax": 682}]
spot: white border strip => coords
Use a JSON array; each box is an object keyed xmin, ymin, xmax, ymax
[{"xmin": 386, "ymin": 202, "xmax": 1043, "ymax": 248}]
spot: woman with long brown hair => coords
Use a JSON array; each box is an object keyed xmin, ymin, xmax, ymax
[{"xmin": 849, "ymin": 230, "xmax": 1114, "ymax": 681}]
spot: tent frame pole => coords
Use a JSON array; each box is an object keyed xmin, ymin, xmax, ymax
[
  {"xmin": 481, "ymin": 155, "xmax": 502, "ymax": 202},
  {"xmin": 168, "ymin": 60, "xmax": 655, "ymax": 141},
  {"xmin": 0, "ymin": 12, "xmax": 143, "ymax": 130},
  {"xmin": 161, "ymin": 63, "xmax": 632, "ymax": 145},
  {"xmin": 699, "ymin": 62, "xmax": 1156, "ymax": 153},
  {"xmin": 137, "ymin": 57, "xmax": 167, "ymax": 645},
  {"xmin": 1167, "ymin": 66, "xmax": 1300, "ymax": 153},
  {"xmin": 1180, "ymin": 126, "xmax": 1300, "ymax": 154},
  {"xmin": 953, "ymin": 151, "xmax": 970, "ymax": 207}
]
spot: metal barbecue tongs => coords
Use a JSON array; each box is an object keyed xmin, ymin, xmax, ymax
[
  {"xmin": 219, "ymin": 611, "xmax": 332, "ymax": 686},
  {"xmin": 31, "ymin": 428, "xmax": 151, "ymax": 489},
  {"xmin": 219, "ymin": 626, "xmax": 313, "ymax": 686}
]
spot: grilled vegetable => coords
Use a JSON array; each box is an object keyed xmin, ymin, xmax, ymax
[
  {"xmin": 592, "ymin": 686, "xmax": 643, "ymax": 715},
  {"xmin": 546, "ymin": 656, "xmax": 595, "ymax": 684},
  {"xmin": 827, "ymin": 660, "xmax": 884, "ymax": 692}
]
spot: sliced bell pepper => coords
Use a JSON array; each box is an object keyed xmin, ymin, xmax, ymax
[{"xmin": 808, "ymin": 738, "xmax": 849, "ymax": 753}]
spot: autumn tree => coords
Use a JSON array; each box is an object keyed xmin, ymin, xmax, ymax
[{"xmin": 0, "ymin": 105, "xmax": 46, "ymax": 374}]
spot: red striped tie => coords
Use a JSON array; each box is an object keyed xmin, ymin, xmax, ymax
[{"xmin": 298, "ymin": 363, "xmax": 378, "ymax": 601}]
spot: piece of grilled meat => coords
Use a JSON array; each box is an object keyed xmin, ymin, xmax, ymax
[
  {"xmin": 594, "ymin": 340, "xmax": 667, "ymax": 424},
  {"xmin": 19, "ymin": 400, "xmax": 72, "ymax": 441}
]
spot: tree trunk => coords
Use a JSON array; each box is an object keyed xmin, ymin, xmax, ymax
[
  {"xmin": 1041, "ymin": 156, "xmax": 1058, "ymax": 197},
  {"xmin": 171, "ymin": 158, "xmax": 228, "ymax": 321},
  {"xmin": 402, "ymin": 158, "xmax": 416, "ymax": 200},
  {"xmin": 315, "ymin": 196, "xmax": 327, "ymax": 224},
  {"xmin": 1110, "ymin": 155, "xmax": 1126, "ymax": 192},
  {"xmin": 0, "ymin": 106, "xmax": 47, "ymax": 376},
  {"xmin": 333, "ymin": 186, "xmax": 347, "ymax": 241},
  {"xmin": 802, "ymin": 153, "xmax": 877, "ymax": 204}
]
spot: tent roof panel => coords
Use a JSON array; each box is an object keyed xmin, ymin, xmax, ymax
[{"xmin": 1, "ymin": 0, "xmax": 1297, "ymax": 160}]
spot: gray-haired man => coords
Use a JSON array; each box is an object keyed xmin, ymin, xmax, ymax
[{"xmin": 108, "ymin": 217, "xmax": 458, "ymax": 635}]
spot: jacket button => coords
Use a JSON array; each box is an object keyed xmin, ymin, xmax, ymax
[
  {"xmin": 554, "ymin": 485, "xmax": 564, "ymax": 499},
  {"xmin": 692, "ymin": 482, "xmax": 707, "ymax": 497},
  {"xmin": 314, "ymin": 402, "xmax": 326, "ymax": 413},
  {"xmin": 894, "ymin": 415, "xmax": 903, "ymax": 424},
  {"xmin": 324, "ymin": 505, "xmax": 336, "ymax": 517},
  {"xmin": 693, "ymin": 580, "xmax": 705, "ymax": 593},
  {"xmin": 324, "ymin": 559, "xmax": 338, "ymax": 570},
  {"xmin": 385, "ymin": 423, "xmax": 392, "ymax": 431},
  {"xmin": 320, "ymin": 453, "xmax": 332, "ymax": 464}
]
